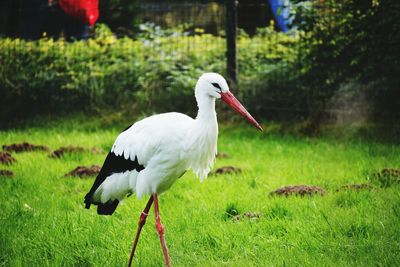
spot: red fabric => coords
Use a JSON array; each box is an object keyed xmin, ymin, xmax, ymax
[{"xmin": 59, "ymin": 0, "xmax": 99, "ymax": 26}]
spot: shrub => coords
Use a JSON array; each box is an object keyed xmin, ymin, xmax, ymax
[
  {"xmin": 0, "ymin": 23, "xmax": 299, "ymax": 126},
  {"xmin": 295, "ymin": 0, "xmax": 400, "ymax": 121}
]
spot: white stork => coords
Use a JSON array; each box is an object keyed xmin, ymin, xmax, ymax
[{"xmin": 84, "ymin": 73, "xmax": 262, "ymax": 266}]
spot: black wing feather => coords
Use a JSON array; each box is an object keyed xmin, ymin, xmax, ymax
[{"xmin": 84, "ymin": 151, "xmax": 144, "ymax": 215}]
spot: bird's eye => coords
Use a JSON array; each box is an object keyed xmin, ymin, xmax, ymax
[{"xmin": 211, "ymin": 83, "xmax": 222, "ymax": 91}]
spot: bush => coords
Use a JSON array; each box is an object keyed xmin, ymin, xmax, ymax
[
  {"xmin": 0, "ymin": 23, "xmax": 299, "ymax": 126},
  {"xmin": 295, "ymin": 0, "xmax": 400, "ymax": 122},
  {"xmin": 1, "ymin": 1, "xmax": 399, "ymax": 127}
]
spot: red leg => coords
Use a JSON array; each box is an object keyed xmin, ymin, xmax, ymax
[
  {"xmin": 153, "ymin": 193, "xmax": 171, "ymax": 267},
  {"xmin": 127, "ymin": 195, "xmax": 154, "ymax": 267}
]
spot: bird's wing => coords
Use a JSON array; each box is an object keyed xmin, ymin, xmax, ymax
[
  {"xmin": 85, "ymin": 112, "xmax": 193, "ymax": 209},
  {"xmin": 85, "ymin": 151, "xmax": 143, "ymax": 200},
  {"xmin": 111, "ymin": 112, "xmax": 193, "ymax": 166}
]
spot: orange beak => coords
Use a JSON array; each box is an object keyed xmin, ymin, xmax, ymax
[{"xmin": 221, "ymin": 91, "xmax": 263, "ymax": 131}]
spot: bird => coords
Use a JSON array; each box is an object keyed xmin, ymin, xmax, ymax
[{"xmin": 84, "ymin": 73, "xmax": 262, "ymax": 267}]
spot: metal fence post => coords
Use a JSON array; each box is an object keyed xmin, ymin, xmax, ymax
[{"xmin": 226, "ymin": 0, "xmax": 238, "ymax": 91}]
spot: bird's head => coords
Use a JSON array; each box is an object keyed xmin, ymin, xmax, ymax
[{"xmin": 196, "ymin": 73, "xmax": 263, "ymax": 131}]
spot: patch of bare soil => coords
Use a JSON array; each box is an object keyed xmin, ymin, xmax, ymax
[
  {"xmin": 337, "ymin": 183, "xmax": 372, "ymax": 191},
  {"xmin": 232, "ymin": 211, "xmax": 260, "ymax": 221},
  {"xmin": 270, "ymin": 185, "xmax": 326, "ymax": 197},
  {"xmin": 90, "ymin": 148, "xmax": 103, "ymax": 154},
  {"xmin": 377, "ymin": 168, "xmax": 400, "ymax": 178},
  {"xmin": 0, "ymin": 169, "xmax": 13, "ymax": 177},
  {"xmin": 2, "ymin": 142, "xmax": 49, "ymax": 153},
  {"xmin": 211, "ymin": 166, "xmax": 242, "ymax": 175},
  {"xmin": 372, "ymin": 168, "xmax": 400, "ymax": 187},
  {"xmin": 216, "ymin": 152, "xmax": 229, "ymax": 159},
  {"xmin": 50, "ymin": 146, "xmax": 103, "ymax": 158},
  {"xmin": 0, "ymin": 152, "xmax": 16, "ymax": 165},
  {"xmin": 51, "ymin": 146, "xmax": 85, "ymax": 158},
  {"xmin": 65, "ymin": 165, "xmax": 101, "ymax": 178}
]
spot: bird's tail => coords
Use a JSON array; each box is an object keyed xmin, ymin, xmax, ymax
[
  {"xmin": 84, "ymin": 193, "xmax": 119, "ymax": 215},
  {"xmin": 84, "ymin": 193, "xmax": 93, "ymax": 209},
  {"xmin": 96, "ymin": 200, "xmax": 119, "ymax": 215}
]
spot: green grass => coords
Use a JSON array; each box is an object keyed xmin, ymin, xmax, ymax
[{"xmin": 1, "ymin": 118, "xmax": 400, "ymax": 266}]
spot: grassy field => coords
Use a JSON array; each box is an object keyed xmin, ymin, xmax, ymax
[{"xmin": 1, "ymin": 117, "xmax": 399, "ymax": 266}]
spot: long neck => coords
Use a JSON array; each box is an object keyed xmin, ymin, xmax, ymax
[
  {"xmin": 186, "ymin": 88, "xmax": 218, "ymax": 180},
  {"xmin": 193, "ymin": 87, "xmax": 218, "ymax": 137},
  {"xmin": 196, "ymin": 94, "xmax": 217, "ymax": 123}
]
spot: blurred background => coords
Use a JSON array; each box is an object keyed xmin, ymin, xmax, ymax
[{"xmin": 0, "ymin": 0, "xmax": 399, "ymax": 132}]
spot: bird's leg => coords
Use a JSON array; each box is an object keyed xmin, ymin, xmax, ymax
[
  {"xmin": 127, "ymin": 195, "xmax": 154, "ymax": 267},
  {"xmin": 153, "ymin": 193, "xmax": 171, "ymax": 267}
]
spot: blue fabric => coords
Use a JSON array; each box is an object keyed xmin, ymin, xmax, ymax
[{"xmin": 268, "ymin": 0, "xmax": 293, "ymax": 32}]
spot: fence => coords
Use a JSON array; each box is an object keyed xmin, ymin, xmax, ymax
[
  {"xmin": 1, "ymin": 0, "xmax": 397, "ymax": 125},
  {"xmin": 0, "ymin": 0, "xmax": 286, "ymax": 87},
  {"xmin": 0, "ymin": 0, "xmax": 344, "ymax": 120}
]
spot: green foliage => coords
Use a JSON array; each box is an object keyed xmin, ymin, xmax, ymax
[
  {"xmin": 0, "ymin": 24, "xmax": 298, "ymax": 126},
  {"xmin": 224, "ymin": 202, "xmax": 240, "ymax": 219},
  {"xmin": 3, "ymin": 0, "xmax": 398, "ymax": 126},
  {"xmin": 369, "ymin": 169, "xmax": 400, "ymax": 188},
  {"xmin": 0, "ymin": 120, "xmax": 400, "ymax": 265},
  {"xmin": 296, "ymin": 0, "xmax": 400, "ymax": 120},
  {"xmin": 266, "ymin": 204, "xmax": 291, "ymax": 220}
]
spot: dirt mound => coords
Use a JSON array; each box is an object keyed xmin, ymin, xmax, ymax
[
  {"xmin": 338, "ymin": 183, "xmax": 372, "ymax": 191},
  {"xmin": 371, "ymin": 168, "xmax": 400, "ymax": 187},
  {"xmin": 216, "ymin": 152, "xmax": 229, "ymax": 159},
  {"xmin": 232, "ymin": 211, "xmax": 260, "ymax": 221},
  {"xmin": 270, "ymin": 185, "xmax": 326, "ymax": 197},
  {"xmin": 51, "ymin": 146, "xmax": 103, "ymax": 158},
  {"xmin": 0, "ymin": 169, "xmax": 13, "ymax": 177},
  {"xmin": 3, "ymin": 142, "xmax": 49, "ymax": 153},
  {"xmin": 65, "ymin": 165, "xmax": 101, "ymax": 178},
  {"xmin": 211, "ymin": 166, "xmax": 242, "ymax": 175},
  {"xmin": 376, "ymin": 168, "xmax": 400, "ymax": 178},
  {"xmin": 51, "ymin": 146, "xmax": 85, "ymax": 158},
  {"xmin": 50, "ymin": 146, "xmax": 103, "ymax": 158},
  {"xmin": 0, "ymin": 152, "xmax": 16, "ymax": 165}
]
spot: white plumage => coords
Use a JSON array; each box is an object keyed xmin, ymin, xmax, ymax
[
  {"xmin": 91, "ymin": 74, "xmax": 227, "ymax": 204},
  {"xmin": 101, "ymin": 110, "xmax": 216, "ymax": 200}
]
